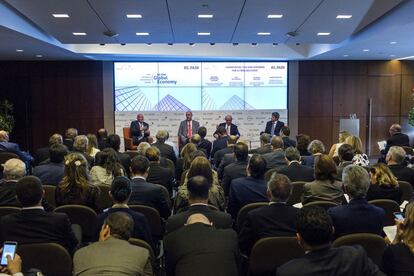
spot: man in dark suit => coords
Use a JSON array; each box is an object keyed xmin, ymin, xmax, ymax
[
  {"xmin": 33, "ymin": 144, "xmax": 67, "ymax": 185},
  {"xmin": 328, "ymin": 165, "xmax": 385, "ymax": 238},
  {"xmin": 130, "ymin": 113, "xmax": 150, "ymax": 145},
  {"xmin": 278, "ymin": 147, "xmax": 314, "ymax": 182},
  {"xmin": 264, "ymin": 112, "xmax": 284, "ymax": 136},
  {"xmin": 387, "ymin": 146, "xmax": 414, "ymax": 187},
  {"xmin": 213, "ymin": 135, "xmax": 238, "ymax": 169},
  {"xmin": 166, "ymin": 176, "xmax": 232, "ymax": 233},
  {"xmin": 382, "ymin": 124, "xmax": 410, "ymax": 157},
  {"xmin": 97, "ymin": 128, "xmax": 109, "ymax": 150},
  {"xmin": 152, "ymin": 130, "xmax": 177, "ymax": 164},
  {"xmin": 213, "ymin": 115, "xmax": 240, "ymax": 138},
  {"xmin": 222, "ymin": 142, "xmax": 249, "ymax": 196},
  {"xmin": 249, "ymin": 133, "xmax": 271, "ymax": 155},
  {"xmin": 33, "ymin": 133, "xmax": 64, "ymax": 166},
  {"xmin": 108, "ymin": 134, "xmax": 131, "ymax": 177},
  {"xmin": 228, "ymin": 154, "xmax": 269, "ymax": 218},
  {"xmin": 197, "ymin": 127, "xmax": 212, "ymax": 159},
  {"xmin": 129, "ymin": 155, "xmax": 171, "ymax": 219},
  {"xmin": 164, "ymin": 213, "xmax": 240, "ymax": 276},
  {"xmin": 336, "ymin": 144, "xmax": 354, "ymax": 180},
  {"xmin": 276, "ymin": 207, "xmax": 382, "ymax": 276},
  {"xmin": 0, "ymin": 176, "xmax": 78, "ymax": 253},
  {"xmin": 280, "ymin": 126, "xmax": 296, "ymax": 149},
  {"xmin": 145, "ymin": 147, "xmax": 176, "ymax": 196},
  {"xmin": 0, "ymin": 130, "xmax": 33, "ymax": 166},
  {"xmin": 63, "ymin": 128, "xmax": 78, "ymax": 151},
  {"xmin": 262, "ymin": 136, "xmax": 287, "ymax": 170},
  {"xmin": 239, "ymin": 174, "xmax": 299, "ymax": 254},
  {"xmin": 177, "ymin": 111, "xmax": 200, "ymax": 147},
  {"xmin": 211, "ymin": 126, "xmax": 229, "ymax": 160}
]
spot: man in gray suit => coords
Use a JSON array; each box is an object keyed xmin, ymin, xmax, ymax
[
  {"xmin": 178, "ymin": 111, "xmax": 200, "ymax": 147},
  {"xmin": 262, "ymin": 136, "xmax": 287, "ymax": 170},
  {"xmin": 73, "ymin": 212, "xmax": 153, "ymax": 276}
]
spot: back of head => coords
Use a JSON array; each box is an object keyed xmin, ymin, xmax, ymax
[
  {"xmin": 107, "ymin": 134, "xmax": 121, "ymax": 152},
  {"xmin": 281, "ymin": 126, "xmax": 290, "ymax": 136},
  {"xmin": 48, "ymin": 133, "xmax": 63, "ymax": 146},
  {"xmin": 268, "ymin": 174, "xmax": 292, "ymax": 202},
  {"xmin": 73, "ymin": 135, "xmax": 88, "ymax": 152},
  {"xmin": 189, "ymin": 150, "xmax": 207, "ymax": 161},
  {"xmin": 296, "ymin": 134, "xmax": 310, "ymax": 152},
  {"xmin": 188, "ymin": 156, "xmax": 213, "ymax": 183},
  {"xmin": 146, "ymin": 147, "xmax": 160, "ymax": 162},
  {"xmin": 390, "ymin": 124, "xmax": 402, "ymax": 135},
  {"xmin": 370, "ymin": 163, "xmax": 398, "ymax": 187},
  {"xmin": 342, "ymin": 165, "xmax": 369, "ymax": 199},
  {"xmin": 61, "ymin": 152, "xmax": 89, "ymax": 192},
  {"xmin": 314, "ymin": 154, "xmax": 337, "ymax": 182},
  {"xmin": 260, "ymin": 133, "xmax": 271, "ymax": 145},
  {"xmin": 111, "ymin": 176, "xmax": 132, "ymax": 203},
  {"xmin": 345, "ymin": 136, "xmax": 363, "ymax": 154},
  {"xmin": 49, "ymin": 143, "xmax": 68, "ymax": 163},
  {"xmin": 271, "ymin": 136, "xmax": 284, "ymax": 149},
  {"xmin": 197, "ymin": 126, "xmax": 207, "ymax": 138},
  {"xmin": 190, "ymin": 134, "xmax": 201, "ymax": 144},
  {"xmin": 87, "ymin": 133, "xmax": 98, "ymax": 149},
  {"xmin": 227, "ymin": 135, "xmax": 238, "ymax": 145},
  {"xmin": 338, "ymin": 144, "xmax": 355, "ymax": 162},
  {"xmin": 65, "ymin": 128, "xmax": 78, "ymax": 140},
  {"xmin": 16, "ymin": 176, "xmax": 43, "ymax": 207},
  {"xmin": 387, "ymin": 146, "xmax": 406, "ymax": 164},
  {"xmin": 187, "ymin": 176, "xmax": 211, "ymax": 201},
  {"xmin": 3, "ymin": 158, "xmax": 26, "ymax": 180},
  {"xmin": 217, "ymin": 126, "xmax": 226, "ymax": 136},
  {"xmin": 297, "ymin": 206, "xmax": 333, "ymax": 246},
  {"xmin": 338, "ymin": 131, "xmax": 350, "ymax": 143},
  {"xmin": 248, "ymin": 154, "xmax": 267, "ymax": 179},
  {"xmin": 308, "ymin": 140, "xmax": 325, "ymax": 154},
  {"xmin": 0, "ymin": 130, "xmax": 9, "ymax": 142},
  {"xmin": 234, "ymin": 142, "xmax": 248, "ymax": 162},
  {"xmin": 97, "ymin": 128, "xmax": 108, "ymax": 140},
  {"xmin": 137, "ymin": 142, "xmax": 151, "ymax": 156},
  {"xmin": 285, "ymin": 147, "xmax": 300, "ymax": 161},
  {"xmin": 97, "ymin": 148, "xmax": 122, "ymax": 175},
  {"xmin": 130, "ymin": 155, "xmax": 150, "ymax": 175},
  {"xmin": 104, "ymin": 212, "xmax": 134, "ymax": 240},
  {"xmin": 156, "ymin": 130, "xmax": 168, "ymax": 143}
]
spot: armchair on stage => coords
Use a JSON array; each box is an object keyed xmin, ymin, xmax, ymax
[{"xmin": 123, "ymin": 127, "xmax": 153, "ymax": 151}]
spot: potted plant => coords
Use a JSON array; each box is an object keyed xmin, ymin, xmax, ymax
[{"xmin": 0, "ymin": 100, "xmax": 14, "ymax": 132}]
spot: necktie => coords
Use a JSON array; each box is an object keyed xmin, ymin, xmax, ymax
[
  {"xmin": 227, "ymin": 125, "xmax": 230, "ymax": 135},
  {"xmin": 187, "ymin": 121, "xmax": 192, "ymax": 138},
  {"xmin": 271, "ymin": 122, "xmax": 276, "ymax": 135}
]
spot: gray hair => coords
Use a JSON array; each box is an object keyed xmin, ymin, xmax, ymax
[
  {"xmin": 3, "ymin": 158, "xmax": 26, "ymax": 180},
  {"xmin": 270, "ymin": 136, "xmax": 284, "ymax": 149},
  {"xmin": 342, "ymin": 165, "xmax": 370, "ymax": 199},
  {"xmin": 260, "ymin": 133, "xmax": 271, "ymax": 144},
  {"xmin": 137, "ymin": 142, "xmax": 151, "ymax": 156},
  {"xmin": 155, "ymin": 130, "xmax": 168, "ymax": 143},
  {"xmin": 285, "ymin": 147, "xmax": 300, "ymax": 161},
  {"xmin": 73, "ymin": 135, "xmax": 88, "ymax": 152},
  {"xmin": 387, "ymin": 146, "xmax": 406, "ymax": 164},
  {"xmin": 308, "ymin": 140, "xmax": 325, "ymax": 154}
]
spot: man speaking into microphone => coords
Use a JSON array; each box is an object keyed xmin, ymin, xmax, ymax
[{"xmin": 214, "ymin": 115, "xmax": 240, "ymax": 138}]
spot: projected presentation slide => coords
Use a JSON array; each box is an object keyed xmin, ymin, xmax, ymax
[{"xmin": 114, "ymin": 62, "xmax": 287, "ymax": 111}]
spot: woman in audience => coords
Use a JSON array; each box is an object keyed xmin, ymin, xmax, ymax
[
  {"xmin": 176, "ymin": 143, "xmax": 197, "ymax": 183},
  {"xmin": 136, "ymin": 142, "xmax": 151, "ymax": 156},
  {"xmin": 345, "ymin": 135, "xmax": 370, "ymax": 166},
  {"xmin": 86, "ymin": 133, "xmax": 100, "ymax": 158},
  {"xmin": 302, "ymin": 154, "xmax": 344, "ymax": 205},
  {"xmin": 56, "ymin": 152, "xmax": 101, "ymax": 212},
  {"xmin": 328, "ymin": 131, "xmax": 350, "ymax": 160},
  {"xmin": 367, "ymin": 163, "xmax": 401, "ymax": 203},
  {"xmin": 174, "ymin": 156, "xmax": 225, "ymax": 212},
  {"xmin": 302, "ymin": 140, "xmax": 325, "ymax": 167},
  {"xmin": 381, "ymin": 202, "xmax": 414, "ymax": 275},
  {"xmin": 90, "ymin": 148, "xmax": 125, "ymax": 186},
  {"xmin": 296, "ymin": 134, "xmax": 311, "ymax": 156}
]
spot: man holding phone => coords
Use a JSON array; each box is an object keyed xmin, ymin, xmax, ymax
[{"xmin": 0, "ymin": 246, "xmax": 22, "ymax": 276}]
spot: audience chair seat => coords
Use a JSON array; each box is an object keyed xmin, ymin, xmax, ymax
[
  {"xmin": 236, "ymin": 202, "xmax": 268, "ymax": 231},
  {"xmin": 0, "ymin": 206, "xmax": 21, "ymax": 219},
  {"xmin": 368, "ymin": 199, "xmax": 400, "ymax": 226},
  {"xmin": 398, "ymin": 181, "xmax": 413, "ymax": 203},
  {"xmin": 129, "ymin": 205, "xmax": 164, "ymax": 240},
  {"xmin": 97, "ymin": 184, "xmax": 112, "ymax": 210}
]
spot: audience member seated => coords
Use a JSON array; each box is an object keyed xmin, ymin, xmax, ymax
[
  {"xmin": 336, "ymin": 143, "xmax": 354, "ymax": 180},
  {"xmin": 302, "ymin": 154, "xmax": 344, "ymax": 205},
  {"xmin": 239, "ymin": 174, "xmax": 299, "ymax": 255},
  {"xmin": 90, "ymin": 148, "xmax": 124, "ymax": 186},
  {"xmin": 262, "ymin": 136, "xmax": 287, "ymax": 170},
  {"xmin": 164, "ymin": 213, "xmax": 239, "ymax": 276},
  {"xmin": 346, "ymin": 135, "xmax": 370, "ymax": 166},
  {"xmin": 33, "ymin": 144, "xmax": 68, "ymax": 185},
  {"xmin": 302, "ymin": 140, "xmax": 325, "ymax": 167},
  {"xmin": 228, "ymin": 154, "xmax": 268, "ymax": 218},
  {"xmin": 190, "ymin": 134, "xmax": 208, "ymax": 157},
  {"xmin": 74, "ymin": 212, "xmax": 152, "ymax": 276},
  {"xmin": 328, "ymin": 165, "xmax": 385, "ymax": 238},
  {"xmin": 95, "ymin": 176, "xmax": 153, "ymax": 249},
  {"xmin": 367, "ymin": 163, "xmax": 402, "ymax": 203},
  {"xmin": 249, "ymin": 133, "xmax": 271, "ymax": 155},
  {"xmin": 276, "ymin": 207, "xmax": 383, "ymax": 276},
  {"xmin": 328, "ymin": 130, "xmax": 350, "ymax": 160},
  {"xmin": 296, "ymin": 134, "xmax": 311, "ymax": 156},
  {"xmin": 280, "ymin": 126, "xmax": 296, "ymax": 149},
  {"xmin": 386, "ymin": 146, "xmax": 414, "ymax": 188},
  {"xmin": 129, "ymin": 156, "xmax": 171, "ymax": 219},
  {"xmin": 175, "ymin": 156, "xmax": 225, "ymax": 212},
  {"xmin": 152, "ymin": 130, "xmax": 177, "ymax": 164},
  {"xmin": 211, "ymin": 126, "xmax": 229, "ymax": 159},
  {"xmin": 107, "ymin": 134, "xmax": 131, "ymax": 177},
  {"xmin": 176, "ymin": 143, "xmax": 197, "ymax": 183},
  {"xmin": 72, "ymin": 135, "xmax": 94, "ymax": 168},
  {"xmin": 63, "ymin": 128, "xmax": 78, "ymax": 151},
  {"xmin": 97, "ymin": 128, "xmax": 109, "ymax": 150},
  {"xmin": 86, "ymin": 133, "xmax": 100, "ymax": 158},
  {"xmin": 197, "ymin": 127, "xmax": 212, "ymax": 159},
  {"xmin": 166, "ymin": 176, "xmax": 232, "ymax": 234},
  {"xmin": 146, "ymin": 147, "xmax": 176, "ymax": 196},
  {"xmin": 0, "ymin": 130, "xmax": 33, "ymax": 167},
  {"xmin": 0, "ymin": 248, "xmax": 22, "ymax": 276},
  {"xmin": 381, "ymin": 123, "xmax": 410, "ymax": 158},
  {"xmin": 33, "ymin": 133, "xmax": 63, "ymax": 166},
  {"xmin": 381, "ymin": 202, "xmax": 414, "ymax": 275},
  {"xmin": 278, "ymin": 147, "xmax": 315, "ymax": 182},
  {"xmin": 0, "ymin": 176, "xmax": 78, "ymax": 254},
  {"xmin": 55, "ymin": 153, "xmax": 101, "ymax": 213},
  {"xmin": 222, "ymin": 142, "xmax": 249, "ymax": 196},
  {"xmin": 213, "ymin": 135, "xmax": 238, "ymax": 169},
  {"xmin": 164, "ymin": 131, "xmax": 179, "ymax": 159}
]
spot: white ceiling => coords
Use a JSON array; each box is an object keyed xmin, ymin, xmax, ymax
[{"xmin": 0, "ymin": 0, "xmax": 411, "ymax": 60}]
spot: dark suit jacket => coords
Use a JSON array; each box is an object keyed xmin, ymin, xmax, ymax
[
  {"xmin": 214, "ymin": 123, "xmax": 240, "ymax": 137},
  {"xmin": 33, "ymin": 146, "xmax": 50, "ymax": 166},
  {"xmin": 264, "ymin": 120, "xmax": 284, "ymax": 136},
  {"xmin": 97, "ymin": 138, "xmax": 109, "ymax": 151},
  {"xmin": 152, "ymin": 143, "xmax": 177, "ymax": 164},
  {"xmin": 383, "ymin": 132, "xmax": 410, "ymax": 156},
  {"xmin": 249, "ymin": 144, "xmax": 272, "ymax": 155},
  {"xmin": 222, "ymin": 160, "xmax": 248, "ymax": 196},
  {"xmin": 164, "ymin": 223, "xmax": 239, "ymax": 276},
  {"xmin": 198, "ymin": 139, "xmax": 212, "ymax": 159},
  {"xmin": 239, "ymin": 203, "xmax": 299, "ymax": 254},
  {"xmin": 213, "ymin": 146, "xmax": 234, "ymax": 168},
  {"xmin": 302, "ymin": 154, "xmax": 316, "ymax": 167},
  {"xmin": 327, "ymin": 198, "xmax": 385, "ymax": 238},
  {"xmin": 262, "ymin": 149, "xmax": 287, "ymax": 169},
  {"xmin": 211, "ymin": 136, "xmax": 229, "ymax": 160},
  {"xmin": 381, "ymin": 243, "xmax": 414, "ymax": 276},
  {"xmin": 166, "ymin": 204, "xmax": 232, "ymax": 234},
  {"xmin": 282, "ymin": 137, "xmax": 296, "ymax": 149},
  {"xmin": 63, "ymin": 139, "xmax": 74, "ymax": 151},
  {"xmin": 129, "ymin": 177, "xmax": 171, "ymax": 219},
  {"xmin": 389, "ymin": 164, "xmax": 414, "ymax": 188},
  {"xmin": 130, "ymin": 120, "xmax": 150, "ymax": 144},
  {"xmin": 33, "ymin": 162, "xmax": 64, "ymax": 185},
  {"xmin": 0, "ymin": 209, "xmax": 78, "ymax": 253},
  {"xmin": 276, "ymin": 245, "xmax": 383, "ymax": 276},
  {"xmin": 366, "ymin": 185, "xmax": 402, "ymax": 203},
  {"xmin": 147, "ymin": 163, "xmax": 176, "ymax": 196},
  {"xmin": 217, "ymin": 153, "xmax": 238, "ymax": 179},
  {"xmin": 0, "ymin": 141, "xmax": 33, "ymax": 163},
  {"xmin": 277, "ymin": 162, "xmax": 315, "ymax": 182},
  {"xmin": 228, "ymin": 176, "xmax": 268, "ymax": 218}
]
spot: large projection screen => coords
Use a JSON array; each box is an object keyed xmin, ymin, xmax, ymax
[{"xmin": 114, "ymin": 62, "xmax": 288, "ymax": 150}]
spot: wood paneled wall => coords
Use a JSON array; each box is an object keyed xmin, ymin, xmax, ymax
[{"xmin": 298, "ymin": 60, "xmax": 414, "ymax": 155}]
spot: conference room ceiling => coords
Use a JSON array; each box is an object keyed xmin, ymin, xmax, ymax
[{"xmin": 0, "ymin": 0, "xmax": 411, "ymax": 60}]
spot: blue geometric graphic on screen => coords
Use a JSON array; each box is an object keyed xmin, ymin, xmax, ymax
[
  {"xmin": 114, "ymin": 86, "xmax": 153, "ymax": 111},
  {"xmin": 202, "ymin": 93, "xmax": 217, "ymax": 110},
  {"xmin": 220, "ymin": 95, "xmax": 255, "ymax": 110},
  {"xmin": 154, "ymin": 94, "xmax": 190, "ymax": 111}
]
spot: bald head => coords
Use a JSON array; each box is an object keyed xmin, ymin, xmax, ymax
[
  {"xmin": 0, "ymin": 131, "xmax": 9, "ymax": 142},
  {"xmin": 3, "ymin": 158, "xmax": 26, "ymax": 180},
  {"xmin": 186, "ymin": 213, "xmax": 212, "ymax": 226}
]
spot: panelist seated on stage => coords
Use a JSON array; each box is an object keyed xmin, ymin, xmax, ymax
[
  {"xmin": 130, "ymin": 113, "xmax": 150, "ymax": 145},
  {"xmin": 213, "ymin": 115, "xmax": 240, "ymax": 138},
  {"xmin": 264, "ymin": 112, "xmax": 284, "ymax": 136},
  {"xmin": 178, "ymin": 111, "xmax": 200, "ymax": 146}
]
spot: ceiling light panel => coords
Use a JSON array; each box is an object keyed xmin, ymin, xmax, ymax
[
  {"xmin": 198, "ymin": 14, "xmax": 213, "ymax": 18},
  {"xmin": 126, "ymin": 14, "xmax": 142, "ymax": 18},
  {"xmin": 52, "ymin": 14, "xmax": 69, "ymax": 18},
  {"xmin": 336, "ymin": 15, "xmax": 352, "ymax": 19}
]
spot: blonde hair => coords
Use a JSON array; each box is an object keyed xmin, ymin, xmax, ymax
[
  {"xmin": 370, "ymin": 163, "xmax": 399, "ymax": 187},
  {"xmin": 86, "ymin": 133, "xmax": 98, "ymax": 155},
  {"xmin": 339, "ymin": 131, "xmax": 351, "ymax": 143},
  {"xmin": 401, "ymin": 203, "xmax": 414, "ymax": 252},
  {"xmin": 181, "ymin": 143, "xmax": 197, "ymax": 170},
  {"xmin": 345, "ymin": 135, "xmax": 363, "ymax": 154}
]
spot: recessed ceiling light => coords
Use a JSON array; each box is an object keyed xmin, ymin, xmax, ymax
[
  {"xmin": 336, "ymin": 15, "xmax": 352, "ymax": 19},
  {"xmin": 36, "ymin": 55, "xmax": 43, "ymax": 58},
  {"xmin": 126, "ymin": 14, "xmax": 142, "ymax": 18},
  {"xmin": 198, "ymin": 14, "xmax": 213, "ymax": 18},
  {"xmin": 72, "ymin": 32, "xmax": 87, "ymax": 36},
  {"xmin": 168, "ymin": 43, "xmax": 173, "ymax": 46},
  {"xmin": 257, "ymin": 32, "xmax": 271, "ymax": 36},
  {"xmin": 390, "ymin": 41, "xmax": 397, "ymax": 44},
  {"xmin": 267, "ymin": 14, "xmax": 283, "ymax": 19},
  {"xmin": 197, "ymin": 32, "xmax": 210, "ymax": 36},
  {"xmin": 363, "ymin": 49, "xmax": 370, "ymax": 52},
  {"xmin": 317, "ymin": 32, "xmax": 331, "ymax": 36},
  {"xmin": 52, "ymin": 14, "xmax": 69, "ymax": 18},
  {"xmin": 136, "ymin": 32, "xmax": 149, "ymax": 36},
  {"xmin": 390, "ymin": 54, "xmax": 396, "ymax": 57},
  {"xmin": 343, "ymin": 54, "xmax": 349, "ymax": 57},
  {"xmin": 16, "ymin": 49, "xmax": 23, "ymax": 52},
  {"xmin": 189, "ymin": 43, "xmax": 195, "ymax": 46}
]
